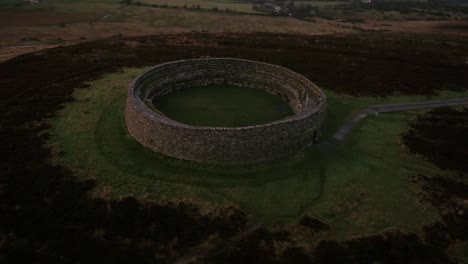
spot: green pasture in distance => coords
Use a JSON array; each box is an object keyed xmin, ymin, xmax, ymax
[
  {"xmin": 0, "ymin": 0, "xmax": 121, "ymax": 7},
  {"xmin": 48, "ymin": 0, "xmax": 122, "ymax": 3},
  {"xmin": 140, "ymin": 0, "xmax": 262, "ymax": 13},
  {"xmin": 293, "ymin": 1, "xmax": 349, "ymax": 7},
  {"xmin": 50, "ymin": 67, "xmax": 468, "ymax": 238},
  {"xmin": 2, "ymin": 0, "xmax": 121, "ymax": 15}
]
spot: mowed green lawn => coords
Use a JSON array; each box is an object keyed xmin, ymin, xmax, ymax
[
  {"xmin": 49, "ymin": 67, "xmax": 468, "ymax": 238},
  {"xmin": 155, "ymin": 85, "xmax": 293, "ymax": 127}
]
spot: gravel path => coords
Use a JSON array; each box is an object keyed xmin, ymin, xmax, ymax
[{"xmin": 333, "ymin": 97, "xmax": 468, "ymax": 141}]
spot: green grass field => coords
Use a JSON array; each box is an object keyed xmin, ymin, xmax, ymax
[
  {"xmin": 0, "ymin": 0, "xmax": 121, "ymax": 8},
  {"xmin": 155, "ymin": 85, "xmax": 293, "ymax": 127},
  {"xmin": 49, "ymin": 67, "xmax": 468, "ymax": 238},
  {"xmin": 141, "ymin": 0, "xmax": 261, "ymax": 13},
  {"xmin": 294, "ymin": 1, "xmax": 349, "ymax": 7}
]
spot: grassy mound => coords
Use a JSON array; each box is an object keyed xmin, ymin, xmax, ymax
[{"xmin": 49, "ymin": 67, "xmax": 468, "ymax": 236}]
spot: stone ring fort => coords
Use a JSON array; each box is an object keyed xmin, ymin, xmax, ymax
[{"xmin": 125, "ymin": 58, "xmax": 327, "ymax": 164}]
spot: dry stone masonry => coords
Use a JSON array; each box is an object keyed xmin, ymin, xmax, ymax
[{"xmin": 125, "ymin": 58, "xmax": 327, "ymax": 164}]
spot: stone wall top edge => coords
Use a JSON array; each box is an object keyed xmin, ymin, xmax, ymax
[
  {"xmin": 128, "ymin": 58, "xmax": 326, "ymax": 131},
  {"xmin": 129, "ymin": 97, "xmax": 326, "ymax": 131},
  {"xmin": 129, "ymin": 58, "xmax": 326, "ymax": 98}
]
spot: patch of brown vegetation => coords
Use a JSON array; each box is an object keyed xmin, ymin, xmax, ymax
[
  {"xmin": 1, "ymin": 33, "xmax": 467, "ymax": 263},
  {"xmin": 0, "ymin": 44, "xmax": 62, "ymax": 62},
  {"xmin": 402, "ymin": 107, "xmax": 468, "ymax": 173},
  {"xmin": 339, "ymin": 20, "xmax": 468, "ymax": 35},
  {"xmin": 411, "ymin": 174, "xmax": 468, "ymax": 255},
  {"xmin": 402, "ymin": 108, "xmax": 468, "ymax": 261},
  {"xmin": 313, "ymin": 229, "xmax": 453, "ymax": 264},
  {"xmin": 0, "ymin": 9, "xmax": 104, "ymax": 28}
]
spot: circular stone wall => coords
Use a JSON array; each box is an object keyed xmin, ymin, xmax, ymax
[{"xmin": 125, "ymin": 58, "xmax": 327, "ymax": 164}]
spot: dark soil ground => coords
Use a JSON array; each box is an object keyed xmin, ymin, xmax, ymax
[
  {"xmin": 1, "ymin": 32, "xmax": 468, "ymax": 263},
  {"xmin": 402, "ymin": 108, "xmax": 468, "ymax": 257},
  {"xmin": 402, "ymin": 107, "xmax": 468, "ymax": 173}
]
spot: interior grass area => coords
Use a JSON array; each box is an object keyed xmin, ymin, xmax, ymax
[
  {"xmin": 154, "ymin": 85, "xmax": 294, "ymax": 127},
  {"xmin": 49, "ymin": 67, "xmax": 468, "ymax": 238}
]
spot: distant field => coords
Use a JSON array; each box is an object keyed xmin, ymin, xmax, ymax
[
  {"xmin": 139, "ymin": 0, "xmax": 350, "ymax": 13},
  {"xmin": 0, "ymin": 0, "xmax": 121, "ymax": 7},
  {"xmin": 293, "ymin": 1, "xmax": 349, "ymax": 7},
  {"xmin": 1, "ymin": 0, "xmax": 468, "ymax": 62},
  {"xmin": 0, "ymin": 2, "xmax": 117, "ymax": 27},
  {"xmin": 102, "ymin": 5, "xmax": 346, "ymax": 33},
  {"xmin": 141, "ymin": 0, "xmax": 261, "ymax": 13},
  {"xmin": 0, "ymin": 1, "xmax": 349, "ymax": 44},
  {"xmin": 0, "ymin": 0, "xmax": 259, "ymax": 13}
]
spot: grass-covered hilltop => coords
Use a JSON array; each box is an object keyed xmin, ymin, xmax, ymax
[{"xmin": 1, "ymin": 0, "xmax": 468, "ymax": 263}]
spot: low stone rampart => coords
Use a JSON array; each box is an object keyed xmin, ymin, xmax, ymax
[{"xmin": 125, "ymin": 58, "xmax": 327, "ymax": 164}]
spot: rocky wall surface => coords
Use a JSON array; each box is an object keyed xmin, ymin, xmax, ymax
[{"xmin": 125, "ymin": 58, "xmax": 327, "ymax": 164}]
